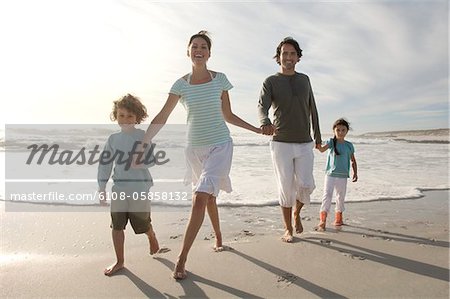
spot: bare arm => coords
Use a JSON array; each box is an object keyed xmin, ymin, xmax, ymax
[
  {"xmin": 142, "ymin": 93, "xmax": 180, "ymax": 145},
  {"xmin": 351, "ymin": 153, "xmax": 358, "ymax": 182},
  {"xmin": 315, "ymin": 143, "xmax": 329, "ymax": 153},
  {"xmin": 221, "ymin": 91, "xmax": 261, "ymax": 134},
  {"xmin": 132, "ymin": 94, "xmax": 179, "ymax": 168}
]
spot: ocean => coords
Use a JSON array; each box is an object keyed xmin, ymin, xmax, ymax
[{"xmin": 1, "ymin": 126, "xmax": 448, "ymax": 208}]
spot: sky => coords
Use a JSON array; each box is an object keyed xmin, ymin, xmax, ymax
[{"xmin": 0, "ymin": 0, "xmax": 448, "ymax": 134}]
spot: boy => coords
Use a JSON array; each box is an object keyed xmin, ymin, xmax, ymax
[{"xmin": 98, "ymin": 94, "xmax": 160, "ymax": 276}]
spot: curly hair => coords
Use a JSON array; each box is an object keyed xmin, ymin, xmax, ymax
[{"xmin": 110, "ymin": 94, "xmax": 148, "ymax": 124}]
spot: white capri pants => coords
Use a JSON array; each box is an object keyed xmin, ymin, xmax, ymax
[
  {"xmin": 184, "ymin": 140, "xmax": 233, "ymax": 197},
  {"xmin": 270, "ymin": 141, "xmax": 316, "ymax": 208},
  {"xmin": 320, "ymin": 175, "xmax": 348, "ymax": 213}
]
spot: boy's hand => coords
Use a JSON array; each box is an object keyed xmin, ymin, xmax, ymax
[
  {"xmin": 352, "ymin": 174, "xmax": 358, "ymax": 182},
  {"xmin": 99, "ymin": 191, "xmax": 109, "ymax": 206},
  {"xmin": 131, "ymin": 144, "xmax": 146, "ymax": 169}
]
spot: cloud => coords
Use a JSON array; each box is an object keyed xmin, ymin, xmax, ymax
[{"xmin": 0, "ymin": 1, "xmax": 447, "ymax": 133}]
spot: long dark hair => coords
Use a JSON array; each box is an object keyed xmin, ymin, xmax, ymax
[{"xmin": 332, "ymin": 118, "xmax": 350, "ymax": 155}]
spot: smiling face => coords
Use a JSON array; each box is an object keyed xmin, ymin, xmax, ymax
[
  {"xmin": 116, "ymin": 107, "xmax": 137, "ymax": 131},
  {"xmin": 280, "ymin": 43, "xmax": 299, "ymax": 74},
  {"xmin": 188, "ymin": 37, "xmax": 210, "ymax": 65}
]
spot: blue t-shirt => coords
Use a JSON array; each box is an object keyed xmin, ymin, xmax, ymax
[
  {"xmin": 170, "ymin": 72, "xmax": 233, "ymax": 147},
  {"xmin": 97, "ymin": 128, "xmax": 154, "ymax": 190},
  {"xmin": 325, "ymin": 138, "xmax": 355, "ymax": 178}
]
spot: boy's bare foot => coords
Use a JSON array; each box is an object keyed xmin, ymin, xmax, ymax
[
  {"xmin": 147, "ymin": 230, "xmax": 160, "ymax": 255},
  {"xmin": 294, "ymin": 215, "xmax": 303, "ymax": 234},
  {"xmin": 104, "ymin": 262, "xmax": 124, "ymax": 276},
  {"xmin": 281, "ymin": 231, "xmax": 294, "ymax": 243},
  {"xmin": 172, "ymin": 257, "xmax": 187, "ymax": 280}
]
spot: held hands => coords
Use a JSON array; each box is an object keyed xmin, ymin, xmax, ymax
[
  {"xmin": 99, "ymin": 191, "xmax": 109, "ymax": 206},
  {"xmin": 260, "ymin": 124, "xmax": 277, "ymax": 136},
  {"xmin": 131, "ymin": 143, "xmax": 146, "ymax": 169}
]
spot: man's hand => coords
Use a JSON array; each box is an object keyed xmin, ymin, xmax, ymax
[{"xmin": 261, "ymin": 124, "xmax": 277, "ymax": 136}]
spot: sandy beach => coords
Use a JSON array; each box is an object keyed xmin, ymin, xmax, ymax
[{"xmin": 1, "ymin": 189, "xmax": 449, "ymax": 298}]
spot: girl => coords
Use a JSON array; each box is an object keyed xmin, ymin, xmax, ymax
[
  {"xmin": 315, "ymin": 118, "xmax": 358, "ymax": 231},
  {"xmin": 139, "ymin": 31, "xmax": 261, "ymax": 280}
]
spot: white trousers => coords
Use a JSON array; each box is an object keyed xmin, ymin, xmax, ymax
[
  {"xmin": 270, "ymin": 141, "xmax": 315, "ymax": 208},
  {"xmin": 320, "ymin": 175, "xmax": 348, "ymax": 213}
]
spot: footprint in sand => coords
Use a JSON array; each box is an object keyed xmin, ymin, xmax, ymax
[
  {"xmin": 169, "ymin": 234, "xmax": 183, "ymax": 240},
  {"xmin": 242, "ymin": 230, "xmax": 255, "ymax": 236},
  {"xmin": 320, "ymin": 239, "xmax": 332, "ymax": 245},
  {"xmin": 276, "ymin": 272, "xmax": 298, "ymax": 288},
  {"xmin": 233, "ymin": 229, "xmax": 255, "ymax": 241},
  {"xmin": 362, "ymin": 234, "xmax": 392, "ymax": 241},
  {"xmin": 339, "ymin": 250, "xmax": 366, "ymax": 260}
]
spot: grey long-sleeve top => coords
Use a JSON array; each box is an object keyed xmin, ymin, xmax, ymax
[{"xmin": 258, "ymin": 72, "xmax": 322, "ymax": 144}]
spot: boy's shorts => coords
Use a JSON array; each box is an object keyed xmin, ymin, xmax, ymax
[
  {"xmin": 110, "ymin": 184, "xmax": 152, "ymax": 234},
  {"xmin": 110, "ymin": 211, "xmax": 152, "ymax": 234}
]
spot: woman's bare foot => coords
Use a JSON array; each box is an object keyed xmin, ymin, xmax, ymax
[
  {"xmin": 213, "ymin": 232, "xmax": 223, "ymax": 252},
  {"xmin": 172, "ymin": 257, "xmax": 187, "ymax": 280},
  {"xmin": 294, "ymin": 215, "xmax": 303, "ymax": 234},
  {"xmin": 281, "ymin": 230, "xmax": 294, "ymax": 243},
  {"xmin": 147, "ymin": 230, "xmax": 160, "ymax": 255},
  {"xmin": 104, "ymin": 262, "xmax": 124, "ymax": 276}
]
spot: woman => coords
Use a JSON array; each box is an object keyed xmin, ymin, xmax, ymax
[{"xmin": 140, "ymin": 31, "xmax": 261, "ymax": 280}]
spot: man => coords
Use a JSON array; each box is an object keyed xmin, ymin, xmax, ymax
[{"xmin": 258, "ymin": 37, "xmax": 322, "ymax": 242}]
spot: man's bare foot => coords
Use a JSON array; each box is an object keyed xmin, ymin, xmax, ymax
[
  {"xmin": 294, "ymin": 215, "xmax": 303, "ymax": 234},
  {"xmin": 172, "ymin": 257, "xmax": 187, "ymax": 280},
  {"xmin": 104, "ymin": 262, "xmax": 124, "ymax": 276},
  {"xmin": 281, "ymin": 231, "xmax": 294, "ymax": 243},
  {"xmin": 147, "ymin": 230, "xmax": 160, "ymax": 255}
]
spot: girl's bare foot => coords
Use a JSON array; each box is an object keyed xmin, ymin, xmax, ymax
[
  {"xmin": 104, "ymin": 262, "xmax": 124, "ymax": 276},
  {"xmin": 172, "ymin": 257, "xmax": 187, "ymax": 280},
  {"xmin": 147, "ymin": 230, "xmax": 160, "ymax": 255}
]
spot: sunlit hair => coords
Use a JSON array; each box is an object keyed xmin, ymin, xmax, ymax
[
  {"xmin": 188, "ymin": 30, "xmax": 212, "ymax": 51},
  {"xmin": 273, "ymin": 36, "xmax": 303, "ymax": 65},
  {"xmin": 110, "ymin": 94, "xmax": 148, "ymax": 124},
  {"xmin": 332, "ymin": 118, "xmax": 351, "ymax": 155}
]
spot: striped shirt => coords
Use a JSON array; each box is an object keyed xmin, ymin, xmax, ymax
[{"xmin": 170, "ymin": 72, "xmax": 233, "ymax": 146}]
